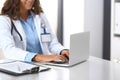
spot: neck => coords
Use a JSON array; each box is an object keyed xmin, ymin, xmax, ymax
[{"xmin": 20, "ymin": 10, "xmax": 30, "ymax": 21}]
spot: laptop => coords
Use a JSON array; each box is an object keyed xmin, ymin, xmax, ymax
[{"xmin": 36, "ymin": 32, "xmax": 90, "ymax": 67}]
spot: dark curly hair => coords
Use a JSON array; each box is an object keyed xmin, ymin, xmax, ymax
[{"xmin": 1, "ymin": 0, "xmax": 43, "ymax": 20}]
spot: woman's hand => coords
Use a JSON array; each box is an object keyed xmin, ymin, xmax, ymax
[
  {"xmin": 60, "ymin": 50, "xmax": 69, "ymax": 61},
  {"xmin": 32, "ymin": 54, "xmax": 68, "ymax": 62}
]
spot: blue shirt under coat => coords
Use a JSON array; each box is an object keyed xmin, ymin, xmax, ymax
[{"xmin": 20, "ymin": 12, "xmax": 43, "ymax": 62}]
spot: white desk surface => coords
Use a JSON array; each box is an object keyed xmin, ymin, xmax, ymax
[{"xmin": 0, "ymin": 56, "xmax": 120, "ymax": 80}]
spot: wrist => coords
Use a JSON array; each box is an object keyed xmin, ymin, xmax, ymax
[{"xmin": 32, "ymin": 54, "xmax": 41, "ymax": 62}]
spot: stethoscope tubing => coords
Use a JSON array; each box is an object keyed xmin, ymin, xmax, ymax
[
  {"xmin": 11, "ymin": 20, "xmax": 23, "ymax": 41},
  {"xmin": 10, "ymin": 20, "xmax": 48, "ymax": 41}
]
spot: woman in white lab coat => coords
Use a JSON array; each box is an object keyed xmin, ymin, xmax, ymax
[{"xmin": 0, "ymin": 0, "xmax": 69, "ymax": 62}]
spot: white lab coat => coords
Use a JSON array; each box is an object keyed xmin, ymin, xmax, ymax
[{"xmin": 0, "ymin": 13, "xmax": 65, "ymax": 61}]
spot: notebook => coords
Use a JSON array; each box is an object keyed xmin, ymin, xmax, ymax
[
  {"xmin": 36, "ymin": 32, "xmax": 90, "ymax": 67},
  {"xmin": 0, "ymin": 60, "xmax": 51, "ymax": 75}
]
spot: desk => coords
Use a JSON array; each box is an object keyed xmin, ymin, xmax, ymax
[{"xmin": 0, "ymin": 56, "xmax": 120, "ymax": 80}]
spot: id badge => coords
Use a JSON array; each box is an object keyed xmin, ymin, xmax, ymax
[{"xmin": 41, "ymin": 33, "xmax": 51, "ymax": 42}]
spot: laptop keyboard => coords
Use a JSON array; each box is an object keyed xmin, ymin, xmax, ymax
[{"xmin": 50, "ymin": 60, "xmax": 68, "ymax": 64}]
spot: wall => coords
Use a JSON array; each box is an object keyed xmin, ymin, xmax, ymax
[
  {"xmin": 111, "ymin": 0, "xmax": 120, "ymax": 62},
  {"xmin": 63, "ymin": 0, "xmax": 85, "ymax": 48},
  {"xmin": 84, "ymin": 0, "xmax": 104, "ymax": 58},
  {"xmin": 40, "ymin": 0, "xmax": 58, "ymax": 35},
  {"xmin": 63, "ymin": 0, "xmax": 104, "ymax": 58},
  {"xmin": 0, "ymin": 0, "xmax": 5, "ymax": 13}
]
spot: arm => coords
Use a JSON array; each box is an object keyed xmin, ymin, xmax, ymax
[
  {"xmin": 32, "ymin": 13, "xmax": 69, "ymax": 62},
  {"xmin": 40, "ymin": 13, "xmax": 67, "ymax": 54},
  {"xmin": 32, "ymin": 54, "xmax": 68, "ymax": 62}
]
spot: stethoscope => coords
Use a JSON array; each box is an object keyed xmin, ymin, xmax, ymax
[
  {"xmin": 11, "ymin": 19, "xmax": 51, "ymax": 42},
  {"xmin": 11, "ymin": 20, "xmax": 23, "ymax": 41}
]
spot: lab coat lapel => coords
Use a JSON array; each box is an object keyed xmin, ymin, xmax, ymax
[
  {"xmin": 12, "ymin": 20, "xmax": 26, "ymax": 49},
  {"xmin": 34, "ymin": 15, "xmax": 47, "ymax": 53}
]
